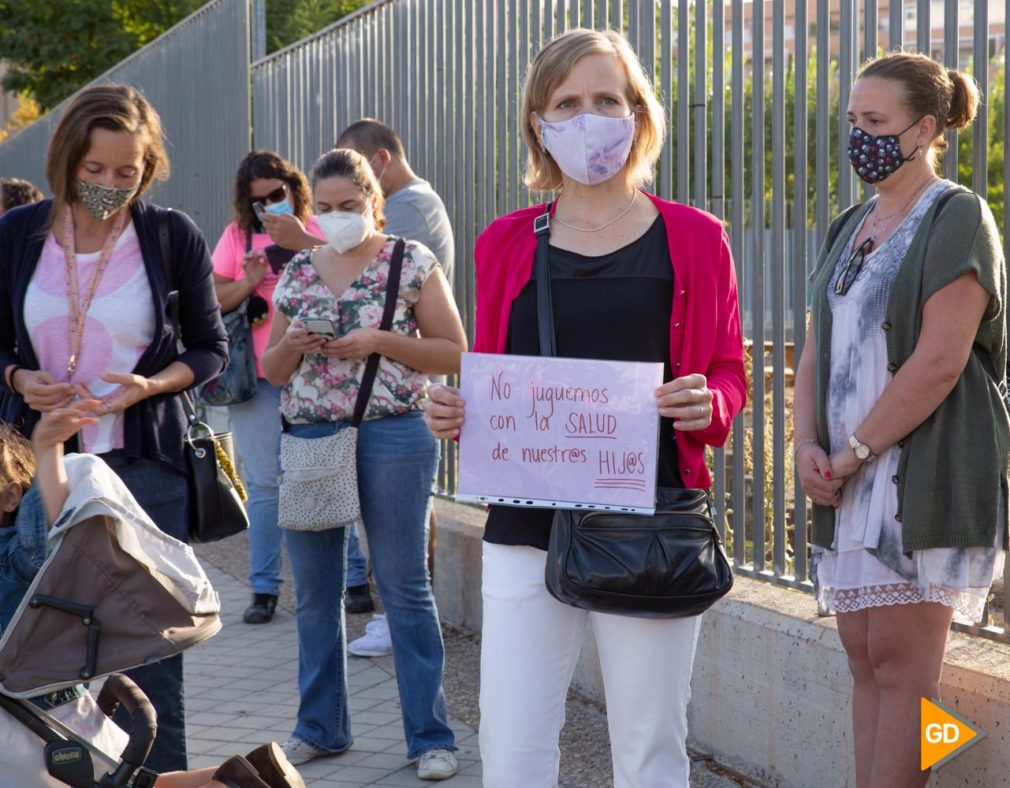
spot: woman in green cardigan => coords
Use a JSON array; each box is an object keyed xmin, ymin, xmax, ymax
[{"xmin": 794, "ymin": 52, "xmax": 1008, "ymax": 788}]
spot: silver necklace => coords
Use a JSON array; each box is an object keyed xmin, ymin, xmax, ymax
[
  {"xmin": 552, "ymin": 191, "xmax": 638, "ymax": 233},
  {"xmin": 870, "ymin": 176, "xmax": 935, "ymax": 239}
]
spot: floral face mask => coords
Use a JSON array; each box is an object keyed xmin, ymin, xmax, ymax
[
  {"xmin": 537, "ymin": 112, "xmax": 636, "ymax": 186},
  {"xmin": 847, "ymin": 118, "xmax": 921, "ymax": 184},
  {"xmin": 75, "ymin": 178, "xmax": 139, "ymax": 221}
]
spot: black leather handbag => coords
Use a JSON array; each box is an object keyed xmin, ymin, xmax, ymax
[
  {"xmin": 533, "ymin": 203, "xmax": 733, "ymax": 618},
  {"xmin": 160, "ymin": 213, "xmax": 250, "ymax": 543}
]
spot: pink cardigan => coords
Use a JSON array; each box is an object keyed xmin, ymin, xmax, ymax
[{"xmin": 473, "ymin": 191, "xmax": 747, "ymax": 488}]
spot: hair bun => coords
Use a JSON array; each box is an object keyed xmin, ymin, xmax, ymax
[{"xmin": 946, "ymin": 68, "xmax": 980, "ymax": 130}]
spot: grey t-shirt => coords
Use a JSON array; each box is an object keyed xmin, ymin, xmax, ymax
[{"xmin": 384, "ymin": 178, "xmax": 455, "ymax": 287}]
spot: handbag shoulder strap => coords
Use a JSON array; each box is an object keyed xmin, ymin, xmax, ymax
[
  {"xmin": 534, "ymin": 202, "xmax": 556, "ymax": 358},
  {"xmin": 158, "ymin": 211, "xmax": 201, "ymax": 429},
  {"xmin": 351, "ymin": 237, "xmax": 407, "ymax": 426}
]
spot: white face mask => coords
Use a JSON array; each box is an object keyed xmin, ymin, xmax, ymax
[{"xmin": 317, "ymin": 209, "xmax": 372, "ymax": 253}]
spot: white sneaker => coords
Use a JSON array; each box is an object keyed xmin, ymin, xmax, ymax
[
  {"xmin": 280, "ymin": 736, "xmax": 332, "ymax": 766},
  {"xmin": 348, "ymin": 613, "xmax": 393, "ymax": 657},
  {"xmin": 417, "ymin": 748, "xmax": 459, "ymax": 780}
]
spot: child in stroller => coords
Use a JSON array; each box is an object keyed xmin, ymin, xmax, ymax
[{"xmin": 0, "ymin": 402, "xmax": 303, "ymax": 788}]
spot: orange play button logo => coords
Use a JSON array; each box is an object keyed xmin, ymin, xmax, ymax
[{"xmin": 921, "ymin": 697, "xmax": 985, "ymax": 771}]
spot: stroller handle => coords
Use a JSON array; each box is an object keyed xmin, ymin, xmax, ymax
[{"xmin": 96, "ymin": 673, "xmax": 157, "ymax": 785}]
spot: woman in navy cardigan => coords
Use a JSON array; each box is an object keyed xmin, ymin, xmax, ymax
[{"xmin": 0, "ymin": 84, "xmax": 227, "ymax": 773}]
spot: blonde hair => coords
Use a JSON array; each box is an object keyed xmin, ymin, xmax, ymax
[
  {"xmin": 0, "ymin": 422, "xmax": 35, "ymax": 494},
  {"xmin": 45, "ymin": 84, "xmax": 170, "ymax": 229},
  {"xmin": 858, "ymin": 52, "xmax": 981, "ymax": 169},
  {"xmin": 521, "ymin": 28, "xmax": 665, "ymax": 193}
]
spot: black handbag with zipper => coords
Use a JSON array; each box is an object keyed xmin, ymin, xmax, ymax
[{"xmin": 532, "ymin": 203, "xmax": 734, "ymax": 618}]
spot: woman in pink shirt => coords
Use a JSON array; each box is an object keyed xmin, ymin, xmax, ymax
[
  {"xmin": 423, "ymin": 29, "xmax": 746, "ymax": 787},
  {"xmin": 211, "ymin": 151, "xmax": 324, "ymax": 626}
]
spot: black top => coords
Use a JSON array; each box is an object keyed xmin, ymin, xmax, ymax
[
  {"xmin": 0, "ymin": 199, "xmax": 228, "ymax": 475},
  {"xmin": 484, "ymin": 215, "xmax": 683, "ymax": 550}
]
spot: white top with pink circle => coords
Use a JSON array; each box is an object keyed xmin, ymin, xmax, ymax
[{"xmin": 25, "ymin": 221, "xmax": 155, "ymax": 454}]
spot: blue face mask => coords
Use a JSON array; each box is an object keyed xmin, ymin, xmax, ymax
[{"xmin": 264, "ymin": 197, "xmax": 293, "ymax": 216}]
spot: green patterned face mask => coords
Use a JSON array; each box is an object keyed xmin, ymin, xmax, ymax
[{"xmin": 74, "ymin": 178, "xmax": 139, "ymax": 221}]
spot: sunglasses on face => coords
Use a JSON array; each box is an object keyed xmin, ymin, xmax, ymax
[
  {"xmin": 251, "ymin": 184, "xmax": 287, "ymax": 206},
  {"xmin": 835, "ymin": 237, "xmax": 875, "ymax": 296}
]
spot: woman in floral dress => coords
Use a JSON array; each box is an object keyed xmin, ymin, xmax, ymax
[
  {"xmin": 795, "ymin": 53, "xmax": 1007, "ymax": 787},
  {"xmin": 261, "ymin": 148, "xmax": 467, "ymax": 781}
]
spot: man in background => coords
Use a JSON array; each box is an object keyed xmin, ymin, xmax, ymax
[{"xmin": 336, "ymin": 118, "xmax": 455, "ymax": 658}]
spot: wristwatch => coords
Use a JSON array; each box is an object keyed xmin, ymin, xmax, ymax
[{"xmin": 848, "ymin": 434, "xmax": 876, "ymax": 463}]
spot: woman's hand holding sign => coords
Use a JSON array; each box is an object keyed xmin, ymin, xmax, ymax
[
  {"xmin": 422, "ymin": 383, "xmax": 466, "ymax": 438},
  {"xmin": 655, "ymin": 373, "xmax": 713, "ymax": 432}
]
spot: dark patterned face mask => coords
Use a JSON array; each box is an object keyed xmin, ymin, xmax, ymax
[
  {"xmin": 75, "ymin": 178, "xmax": 139, "ymax": 221},
  {"xmin": 847, "ymin": 119, "xmax": 921, "ymax": 184}
]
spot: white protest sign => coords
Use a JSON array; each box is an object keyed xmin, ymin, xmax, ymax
[{"xmin": 456, "ymin": 352, "xmax": 663, "ymax": 513}]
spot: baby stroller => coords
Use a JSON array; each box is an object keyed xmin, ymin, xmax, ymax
[{"xmin": 0, "ymin": 454, "xmax": 222, "ymax": 787}]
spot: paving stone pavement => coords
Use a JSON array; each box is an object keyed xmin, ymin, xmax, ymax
[
  {"xmin": 185, "ymin": 563, "xmax": 481, "ymax": 787},
  {"xmin": 190, "ymin": 537, "xmax": 755, "ymax": 787}
]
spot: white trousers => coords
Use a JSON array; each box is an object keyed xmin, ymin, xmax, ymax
[{"xmin": 479, "ymin": 542, "xmax": 702, "ymax": 788}]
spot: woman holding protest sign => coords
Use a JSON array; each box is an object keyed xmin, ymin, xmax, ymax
[{"xmin": 422, "ymin": 28, "xmax": 746, "ymax": 787}]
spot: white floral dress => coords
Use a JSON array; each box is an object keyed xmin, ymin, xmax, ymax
[
  {"xmin": 273, "ymin": 238, "xmax": 438, "ymax": 423},
  {"xmin": 814, "ymin": 179, "xmax": 1006, "ymax": 624}
]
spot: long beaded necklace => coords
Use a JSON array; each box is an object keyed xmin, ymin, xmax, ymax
[
  {"xmin": 61, "ymin": 204, "xmax": 128, "ymax": 378},
  {"xmin": 552, "ymin": 190, "xmax": 638, "ymax": 233}
]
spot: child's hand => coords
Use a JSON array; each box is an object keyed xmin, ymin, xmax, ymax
[{"xmin": 31, "ymin": 400, "xmax": 102, "ymax": 451}]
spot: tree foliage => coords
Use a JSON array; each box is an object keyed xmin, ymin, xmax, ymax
[
  {"xmin": 0, "ymin": 0, "xmax": 372, "ymax": 112},
  {"xmin": 0, "ymin": 1, "xmax": 205, "ymax": 111},
  {"xmin": 266, "ymin": 0, "xmax": 371, "ymax": 54}
]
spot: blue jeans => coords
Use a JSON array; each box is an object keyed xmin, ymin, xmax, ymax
[
  {"xmin": 229, "ymin": 379, "xmax": 284, "ymax": 595},
  {"xmin": 101, "ymin": 452, "xmax": 188, "ymax": 773},
  {"xmin": 346, "ymin": 523, "xmax": 368, "ymax": 587},
  {"xmin": 284, "ymin": 412, "xmax": 455, "ymax": 759}
]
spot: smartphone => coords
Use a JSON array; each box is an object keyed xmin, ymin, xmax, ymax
[
  {"xmin": 252, "ymin": 201, "xmax": 267, "ymax": 223},
  {"xmin": 302, "ymin": 318, "xmax": 338, "ymax": 341},
  {"xmin": 265, "ymin": 244, "xmax": 296, "ymax": 274}
]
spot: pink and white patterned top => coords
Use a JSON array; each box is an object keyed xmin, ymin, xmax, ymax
[
  {"xmin": 273, "ymin": 238, "xmax": 438, "ymax": 423},
  {"xmin": 25, "ymin": 222, "xmax": 155, "ymax": 453}
]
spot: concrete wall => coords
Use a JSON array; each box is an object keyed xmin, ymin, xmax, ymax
[{"xmin": 432, "ymin": 498, "xmax": 1010, "ymax": 788}]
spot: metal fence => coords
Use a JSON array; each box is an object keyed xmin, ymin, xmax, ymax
[
  {"xmin": 253, "ymin": 0, "xmax": 1010, "ymax": 638},
  {"xmin": 0, "ymin": 0, "xmax": 250, "ymax": 243}
]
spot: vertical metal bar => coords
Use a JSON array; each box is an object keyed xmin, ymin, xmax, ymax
[
  {"xmin": 838, "ymin": 0, "xmax": 856, "ymax": 211},
  {"xmin": 712, "ymin": 0, "xmax": 728, "ymax": 537},
  {"xmin": 518, "ymin": 0, "xmax": 529, "ymax": 208},
  {"xmin": 864, "ymin": 0, "xmax": 877, "ymax": 60},
  {"xmin": 771, "ymin": 0, "xmax": 786, "ymax": 577},
  {"xmin": 693, "ymin": 0, "xmax": 708, "ymax": 209},
  {"xmin": 640, "ymin": 0, "xmax": 655, "ymax": 85},
  {"xmin": 676, "ymin": 0, "xmax": 689, "ymax": 201},
  {"xmin": 251, "ymin": 0, "xmax": 266, "ymax": 61},
  {"xmin": 658, "ymin": 0, "xmax": 673, "ymax": 200},
  {"xmin": 627, "ymin": 0, "xmax": 639, "ymax": 57},
  {"xmin": 731, "ymin": 0, "xmax": 746, "ymax": 567},
  {"xmin": 816, "ymin": 0, "xmax": 829, "ymax": 242},
  {"xmin": 942, "ymin": 0, "xmax": 958, "ymax": 182},
  {"xmin": 508, "ymin": 1, "xmax": 521, "ymax": 210},
  {"xmin": 1006, "ymin": 1, "xmax": 1010, "ymax": 328},
  {"xmin": 792, "ymin": 0, "xmax": 809, "ymax": 583},
  {"xmin": 971, "ymin": 0, "xmax": 988, "ymax": 199},
  {"xmin": 889, "ymin": 0, "xmax": 902, "ymax": 50},
  {"xmin": 916, "ymin": 0, "xmax": 930, "ymax": 54},
  {"xmin": 751, "ymin": 0, "xmax": 766, "ymax": 572},
  {"xmin": 532, "ymin": 0, "xmax": 543, "ymax": 55},
  {"xmin": 556, "ymin": 0, "xmax": 567, "ymax": 31},
  {"xmin": 611, "ymin": 0, "xmax": 623, "ymax": 33},
  {"xmin": 544, "ymin": 0, "xmax": 554, "ymax": 41},
  {"xmin": 497, "ymin": 0, "xmax": 508, "ymax": 216},
  {"xmin": 595, "ymin": 0, "xmax": 607, "ymax": 30}
]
